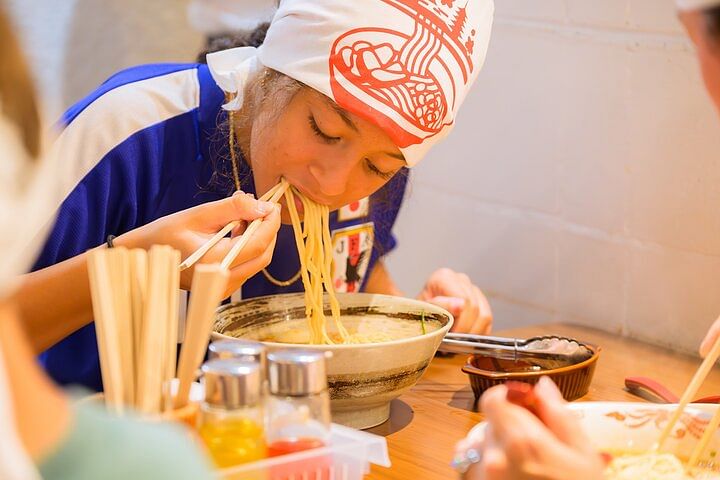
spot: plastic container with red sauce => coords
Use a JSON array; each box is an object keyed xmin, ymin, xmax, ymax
[
  {"xmin": 265, "ymin": 350, "xmax": 332, "ymax": 476},
  {"xmin": 219, "ymin": 423, "xmax": 391, "ymax": 480},
  {"xmin": 268, "ymin": 437, "xmax": 326, "ymax": 456}
]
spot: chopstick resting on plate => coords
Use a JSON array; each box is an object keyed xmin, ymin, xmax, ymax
[{"xmin": 655, "ymin": 332, "xmax": 720, "ymax": 469}]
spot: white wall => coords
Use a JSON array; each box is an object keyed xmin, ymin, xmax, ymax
[
  {"xmin": 387, "ymin": 0, "xmax": 720, "ymax": 355},
  {"xmin": 6, "ymin": 0, "xmax": 203, "ymax": 120}
]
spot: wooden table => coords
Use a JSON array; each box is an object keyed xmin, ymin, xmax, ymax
[{"xmin": 366, "ymin": 323, "xmax": 720, "ymax": 479}]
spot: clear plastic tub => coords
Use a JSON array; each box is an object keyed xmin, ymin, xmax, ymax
[{"xmin": 218, "ymin": 423, "xmax": 391, "ymax": 480}]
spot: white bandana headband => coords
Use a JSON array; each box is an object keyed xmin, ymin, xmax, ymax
[
  {"xmin": 677, "ymin": 0, "xmax": 720, "ymax": 10},
  {"xmin": 208, "ymin": 0, "xmax": 494, "ymax": 166}
]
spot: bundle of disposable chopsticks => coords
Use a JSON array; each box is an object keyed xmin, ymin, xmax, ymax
[
  {"xmin": 655, "ymin": 330, "xmax": 720, "ymax": 470},
  {"xmin": 88, "ymin": 179, "xmax": 289, "ymax": 417},
  {"xmin": 87, "ymin": 245, "xmax": 181, "ymax": 415}
]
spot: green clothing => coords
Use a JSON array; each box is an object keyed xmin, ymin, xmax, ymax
[{"xmin": 38, "ymin": 401, "xmax": 214, "ymax": 480}]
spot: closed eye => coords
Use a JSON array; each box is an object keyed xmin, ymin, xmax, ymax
[
  {"xmin": 308, "ymin": 115, "xmax": 340, "ymax": 143},
  {"xmin": 365, "ymin": 158, "xmax": 396, "ymax": 180}
]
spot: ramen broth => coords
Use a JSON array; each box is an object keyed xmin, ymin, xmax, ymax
[{"xmin": 225, "ymin": 315, "xmax": 441, "ymax": 345}]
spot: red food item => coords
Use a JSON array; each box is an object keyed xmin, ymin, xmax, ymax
[
  {"xmin": 268, "ymin": 438, "xmax": 325, "ymax": 457},
  {"xmin": 268, "ymin": 438, "xmax": 331, "ymax": 480},
  {"xmin": 505, "ymin": 381, "xmax": 540, "ymax": 417},
  {"xmin": 505, "ymin": 383, "xmax": 614, "ymax": 467}
]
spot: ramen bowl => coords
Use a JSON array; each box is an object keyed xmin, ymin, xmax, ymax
[
  {"xmin": 212, "ymin": 293, "xmax": 453, "ymax": 429},
  {"xmin": 469, "ymin": 402, "xmax": 720, "ymax": 476}
]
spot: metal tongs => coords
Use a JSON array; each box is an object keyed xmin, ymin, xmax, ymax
[{"xmin": 440, "ymin": 333, "xmax": 594, "ymax": 365}]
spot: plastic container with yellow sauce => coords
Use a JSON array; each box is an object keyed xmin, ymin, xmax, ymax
[{"xmin": 197, "ymin": 359, "xmax": 267, "ymax": 468}]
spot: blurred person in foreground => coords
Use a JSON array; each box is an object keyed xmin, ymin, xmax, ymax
[{"xmin": 0, "ymin": 5, "xmax": 214, "ymax": 479}]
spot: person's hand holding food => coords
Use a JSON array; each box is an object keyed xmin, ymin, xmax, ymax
[{"xmin": 456, "ymin": 378, "xmax": 605, "ymax": 480}]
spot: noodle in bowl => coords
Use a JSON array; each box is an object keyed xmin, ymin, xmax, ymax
[
  {"xmin": 470, "ymin": 402, "xmax": 720, "ymax": 479},
  {"xmin": 212, "ymin": 293, "xmax": 453, "ymax": 429}
]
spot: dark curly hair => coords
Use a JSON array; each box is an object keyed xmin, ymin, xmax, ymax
[
  {"xmin": 196, "ymin": 20, "xmax": 303, "ymax": 192},
  {"xmin": 705, "ymin": 7, "xmax": 720, "ymax": 40},
  {"xmin": 197, "ymin": 22, "xmax": 270, "ymax": 63}
]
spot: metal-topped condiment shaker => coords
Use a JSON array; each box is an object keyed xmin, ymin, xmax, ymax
[
  {"xmin": 268, "ymin": 350, "xmax": 328, "ymax": 396},
  {"xmin": 208, "ymin": 339, "xmax": 267, "ymax": 373},
  {"xmin": 265, "ymin": 350, "xmax": 331, "ymax": 455},
  {"xmin": 202, "ymin": 358, "xmax": 262, "ymax": 409}
]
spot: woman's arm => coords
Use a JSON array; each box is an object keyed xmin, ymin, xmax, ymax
[
  {"xmin": 13, "ymin": 193, "xmax": 280, "ymax": 353},
  {"xmin": 11, "ymin": 251, "xmax": 95, "ymax": 353}
]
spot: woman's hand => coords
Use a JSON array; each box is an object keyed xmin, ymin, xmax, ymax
[
  {"xmin": 459, "ymin": 378, "xmax": 605, "ymax": 480},
  {"xmin": 117, "ymin": 191, "xmax": 281, "ymax": 296},
  {"xmin": 417, "ymin": 268, "xmax": 492, "ymax": 334},
  {"xmin": 700, "ymin": 315, "xmax": 720, "ymax": 358}
]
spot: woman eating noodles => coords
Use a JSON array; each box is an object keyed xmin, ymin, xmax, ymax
[
  {"xmin": 455, "ymin": 0, "xmax": 720, "ymax": 478},
  {"xmin": 12, "ymin": 0, "xmax": 495, "ymax": 391}
]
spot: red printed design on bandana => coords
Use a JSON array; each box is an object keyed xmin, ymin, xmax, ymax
[
  {"xmin": 332, "ymin": 223, "xmax": 374, "ymax": 293},
  {"xmin": 329, "ymin": 0, "xmax": 478, "ymax": 147}
]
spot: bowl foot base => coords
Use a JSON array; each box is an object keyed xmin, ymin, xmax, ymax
[{"xmin": 331, "ymin": 402, "xmax": 391, "ymax": 430}]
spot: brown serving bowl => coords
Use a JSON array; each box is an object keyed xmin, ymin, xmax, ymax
[{"xmin": 462, "ymin": 343, "xmax": 601, "ymax": 401}]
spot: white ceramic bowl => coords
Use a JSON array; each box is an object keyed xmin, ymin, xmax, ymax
[
  {"xmin": 212, "ymin": 293, "xmax": 453, "ymax": 429},
  {"xmin": 471, "ymin": 402, "xmax": 720, "ymax": 472}
]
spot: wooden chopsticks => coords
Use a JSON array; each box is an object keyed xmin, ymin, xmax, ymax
[
  {"xmin": 655, "ymin": 333, "xmax": 720, "ymax": 468},
  {"xmin": 688, "ymin": 402, "xmax": 720, "ymax": 468},
  {"xmin": 220, "ymin": 181, "xmax": 288, "ymax": 270},
  {"xmin": 174, "ymin": 265, "xmax": 229, "ymax": 409},
  {"xmin": 179, "ymin": 179, "xmax": 288, "ymax": 271},
  {"xmin": 87, "ymin": 249, "xmax": 125, "ymax": 414},
  {"xmin": 88, "ymin": 245, "xmax": 181, "ymax": 415},
  {"xmin": 173, "ymin": 179, "xmax": 288, "ymax": 407}
]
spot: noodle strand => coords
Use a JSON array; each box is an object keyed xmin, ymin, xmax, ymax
[{"xmin": 284, "ymin": 186, "xmax": 338, "ymax": 344}]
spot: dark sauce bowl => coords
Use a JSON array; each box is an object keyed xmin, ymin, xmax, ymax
[{"xmin": 462, "ymin": 343, "xmax": 601, "ymax": 401}]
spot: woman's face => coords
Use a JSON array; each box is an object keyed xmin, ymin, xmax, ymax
[
  {"xmin": 247, "ymin": 87, "xmax": 406, "ymax": 223},
  {"xmin": 681, "ymin": 10, "xmax": 720, "ymax": 114}
]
